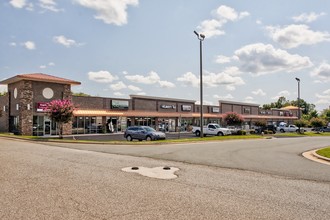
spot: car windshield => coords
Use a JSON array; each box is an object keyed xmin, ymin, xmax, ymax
[
  {"xmin": 214, "ymin": 124, "xmax": 221, "ymax": 128},
  {"xmin": 143, "ymin": 127, "xmax": 156, "ymax": 132}
]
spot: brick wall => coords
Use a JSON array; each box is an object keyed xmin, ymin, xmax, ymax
[{"xmin": 0, "ymin": 94, "xmax": 9, "ymax": 132}]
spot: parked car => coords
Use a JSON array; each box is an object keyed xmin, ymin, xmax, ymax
[
  {"xmin": 320, "ymin": 127, "xmax": 330, "ymax": 132},
  {"xmin": 124, "ymin": 126, "xmax": 166, "ymax": 141},
  {"xmin": 255, "ymin": 125, "xmax": 277, "ymax": 134}
]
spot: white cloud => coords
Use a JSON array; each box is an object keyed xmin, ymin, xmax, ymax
[
  {"xmin": 266, "ymin": 24, "xmax": 330, "ymax": 49},
  {"xmin": 311, "ymin": 62, "xmax": 330, "ymax": 82},
  {"xmin": 252, "ymin": 89, "xmax": 266, "ymax": 96},
  {"xmin": 197, "ymin": 19, "xmax": 225, "ymax": 38},
  {"xmin": 197, "ymin": 5, "xmax": 249, "ymax": 38},
  {"xmin": 177, "ymin": 71, "xmax": 244, "ymax": 89},
  {"xmin": 127, "ymin": 85, "xmax": 141, "ymax": 92},
  {"xmin": 125, "ymin": 71, "xmax": 160, "ymax": 84},
  {"xmin": 244, "ymin": 96, "xmax": 256, "ymax": 103},
  {"xmin": 292, "ymin": 12, "xmax": 326, "ymax": 23},
  {"xmin": 272, "ymin": 90, "xmax": 290, "ymax": 100},
  {"xmin": 114, "ymin": 92, "xmax": 125, "ymax": 96},
  {"xmin": 215, "ymin": 55, "xmax": 231, "ymax": 64},
  {"xmin": 234, "ymin": 43, "xmax": 312, "ymax": 75},
  {"xmin": 125, "ymin": 71, "xmax": 175, "ymax": 88},
  {"xmin": 39, "ymin": 0, "xmax": 62, "ymax": 12},
  {"xmin": 315, "ymin": 89, "xmax": 330, "ymax": 105},
  {"xmin": 10, "ymin": 0, "xmax": 62, "ymax": 11},
  {"xmin": 23, "ymin": 41, "xmax": 36, "ymax": 50},
  {"xmin": 9, "ymin": 42, "xmax": 17, "ymax": 46},
  {"xmin": 213, "ymin": 5, "xmax": 249, "ymax": 21},
  {"xmin": 88, "ymin": 71, "xmax": 118, "ymax": 83},
  {"xmin": 159, "ymin": 81, "xmax": 175, "ymax": 88},
  {"xmin": 213, "ymin": 94, "xmax": 234, "ymax": 100},
  {"xmin": 9, "ymin": 0, "xmax": 26, "ymax": 8},
  {"xmin": 73, "ymin": 0, "xmax": 138, "ymax": 25},
  {"xmin": 177, "ymin": 72, "xmax": 199, "ymax": 88},
  {"xmin": 137, "ymin": 92, "xmax": 146, "ymax": 96},
  {"xmin": 39, "ymin": 62, "xmax": 55, "ymax": 69},
  {"xmin": 53, "ymin": 35, "xmax": 81, "ymax": 47},
  {"xmin": 110, "ymin": 81, "xmax": 126, "ymax": 90},
  {"xmin": 226, "ymin": 85, "xmax": 236, "ymax": 91},
  {"xmin": 223, "ymin": 66, "xmax": 241, "ymax": 76}
]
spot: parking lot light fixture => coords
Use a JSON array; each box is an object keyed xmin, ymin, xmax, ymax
[{"xmin": 194, "ymin": 30, "xmax": 205, "ymax": 138}]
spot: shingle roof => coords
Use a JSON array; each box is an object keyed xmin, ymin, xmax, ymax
[{"xmin": 0, "ymin": 73, "xmax": 81, "ymax": 85}]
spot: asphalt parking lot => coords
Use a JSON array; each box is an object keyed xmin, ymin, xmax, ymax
[{"xmin": 65, "ymin": 132, "xmax": 195, "ymax": 141}]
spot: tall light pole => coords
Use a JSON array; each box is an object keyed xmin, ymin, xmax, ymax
[
  {"xmin": 194, "ymin": 30, "xmax": 205, "ymax": 137},
  {"xmin": 295, "ymin": 77, "xmax": 301, "ymax": 132}
]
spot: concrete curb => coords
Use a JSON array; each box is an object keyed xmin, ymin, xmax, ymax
[
  {"xmin": 302, "ymin": 149, "xmax": 330, "ymax": 166},
  {"xmin": 312, "ymin": 150, "xmax": 330, "ymax": 162}
]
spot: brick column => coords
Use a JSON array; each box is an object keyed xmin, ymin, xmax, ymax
[{"xmin": 20, "ymin": 81, "xmax": 33, "ymax": 135}]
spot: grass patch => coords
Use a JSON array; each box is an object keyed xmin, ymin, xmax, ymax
[
  {"xmin": 274, "ymin": 131, "xmax": 330, "ymax": 137},
  {"xmin": 316, "ymin": 147, "xmax": 330, "ymax": 158}
]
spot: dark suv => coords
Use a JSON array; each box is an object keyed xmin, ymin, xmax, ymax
[
  {"xmin": 124, "ymin": 126, "xmax": 166, "ymax": 141},
  {"xmin": 255, "ymin": 125, "xmax": 277, "ymax": 134}
]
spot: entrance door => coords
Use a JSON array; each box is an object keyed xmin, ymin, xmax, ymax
[{"xmin": 44, "ymin": 120, "xmax": 51, "ymax": 135}]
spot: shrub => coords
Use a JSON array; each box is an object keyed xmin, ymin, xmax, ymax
[
  {"xmin": 254, "ymin": 120, "xmax": 267, "ymax": 128},
  {"xmin": 236, "ymin": 130, "xmax": 246, "ymax": 135}
]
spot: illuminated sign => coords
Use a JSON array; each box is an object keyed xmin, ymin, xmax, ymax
[
  {"xmin": 36, "ymin": 102, "xmax": 49, "ymax": 112},
  {"xmin": 160, "ymin": 104, "xmax": 176, "ymax": 109},
  {"xmin": 212, "ymin": 107, "xmax": 220, "ymax": 113},
  {"xmin": 111, "ymin": 100, "xmax": 129, "ymax": 109},
  {"xmin": 181, "ymin": 105, "xmax": 191, "ymax": 111}
]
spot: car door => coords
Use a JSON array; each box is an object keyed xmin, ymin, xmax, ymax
[
  {"xmin": 136, "ymin": 127, "xmax": 145, "ymax": 140},
  {"xmin": 208, "ymin": 124, "xmax": 216, "ymax": 135}
]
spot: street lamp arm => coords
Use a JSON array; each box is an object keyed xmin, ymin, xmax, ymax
[{"xmin": 193, "ymin": 30, "xmax": 205, "ymax": 41}]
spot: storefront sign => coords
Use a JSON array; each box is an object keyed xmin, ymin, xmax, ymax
[
  {"xmin": 212, "ymin": 107, "xmax": 220, "ymax": 113},
  {"xmin": 160, "ymin": 104, "xmax": 176, "ymax": 109},
  {"xmin": 111, "ymin": 100, "xmax": 129, "ymax": 110},
  {"xmin": 181, "ymin": 105, "xmax": 191, "ymax": 111},
  {"xmin": 36, "ymin": 102, "xmax": 49, "ymax": 112}
]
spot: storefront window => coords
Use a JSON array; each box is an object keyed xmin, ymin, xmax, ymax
[{"xmin": 33, "ymin": 116, "xmax": 44, "ymax": 136}]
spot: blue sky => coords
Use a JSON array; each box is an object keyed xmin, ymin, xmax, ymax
[{"xmin": 1, "ymin": 0, "xmax": 330, "ymax": 111}]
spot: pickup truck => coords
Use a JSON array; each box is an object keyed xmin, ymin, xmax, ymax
[
  {"xmin": 192, "ymin": 123, "xmax": 231, "ymax": 137},
  {"xmin": 277, "ymin": 124, "xmax": 299, "ymax": 133}
]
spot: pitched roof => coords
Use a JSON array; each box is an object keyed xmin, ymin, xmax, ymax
[
  {"xmin": 0, "ymin": 73, "xmax": 81, "ymax": 85},
  {"xmin": 280, "ymin": 105, "xmax": 299, "ymax": 110}
]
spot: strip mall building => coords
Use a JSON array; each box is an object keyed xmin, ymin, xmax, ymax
[{"xmin": 0, "ymin": 73, "xmax": 299, "ymax": 136}]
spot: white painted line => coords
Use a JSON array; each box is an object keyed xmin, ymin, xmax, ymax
[{"xmin": 122, "ymin": 166, "xmax": 179, "ymax": 179}]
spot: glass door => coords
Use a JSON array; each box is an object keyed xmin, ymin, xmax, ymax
[{"xmin": 44, "ymin": 120, "xmax": 51, "ymax": 135}]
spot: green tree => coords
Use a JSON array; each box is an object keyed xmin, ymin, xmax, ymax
[
  {"xmin": 223, "ymin": 112, "xmax": 244, "ymax": 126},
  {"xmin": 46, "ymin": 99, "xmax": 75, "ymax": 139},
  {"xmin": 320, "ymin": 109, "xmax": 330, "ymax": 123},
  {"xmin": 72, "ymin": 92, "xmax": 91, "ymax": 97},
  {"xmin": 310, "ymin": 117, "xmax": 326, "ymax": 132}
]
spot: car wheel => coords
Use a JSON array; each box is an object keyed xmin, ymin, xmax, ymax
[
  {"xmin": 146, "ymin": 136, "xmax": 152, "ymax": 141},
  {"xmin": 138, "ymin": 139, "xmax": 142, "ymax": 141},
  {"xmin": 195, "ymin": 131, "xmax": 200, "ymax": 137},
  {"xmin": 217, "ymin": 132, "xmax": 224, "ymax": 136},
  {"xmin": 280, "ymin": 129, "xmax": 285, "ymax": 133},
  {"xmin": 126, "ymin": 135, "xmax": 133, "ymax": 141}
]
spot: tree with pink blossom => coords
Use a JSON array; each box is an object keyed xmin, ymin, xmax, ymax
[
  {"xmin": 46, "ymin": 99, "xmax": 75, "ymax": 139},
  {"xmin": 223, "ymin": 112, "xmax": 244, "ymax": 126}
]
